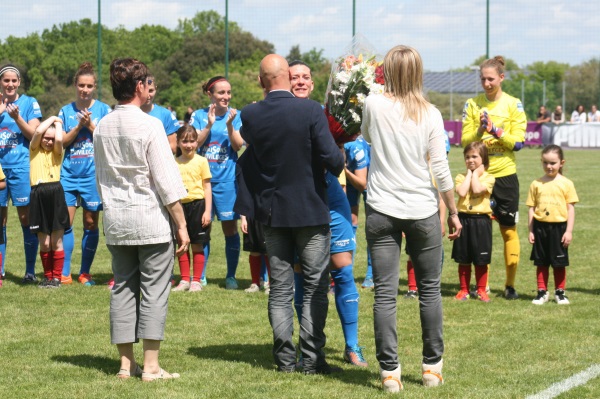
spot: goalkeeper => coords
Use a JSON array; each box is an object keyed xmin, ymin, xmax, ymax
[{"xmin": 461, "ymin": 55, "xmax": 527, "ymax": 300}]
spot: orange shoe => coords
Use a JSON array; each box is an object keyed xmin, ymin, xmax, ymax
[
  {"xmin": 78, "ymin": 273, "xmax": 96, "ymax": 286},
  {"xmin": 454, "ymin": 290, "xmax": 470, "ymax": 301},
  {"xmin": 61, "ymin": 274, "xmax": 73, "ymax": 284},
  {"xmin": 477, "ymin": 289, "xmax": 490, "ymax": 302}
]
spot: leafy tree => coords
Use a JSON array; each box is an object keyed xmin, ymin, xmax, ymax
[{"xmin": 176, "ymin": 10, "xmax": 241, "ymax": 37}]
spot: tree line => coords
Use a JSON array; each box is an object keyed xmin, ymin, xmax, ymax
[{"xmin": 1, "ymin": 11, "xmax": 599, "ymax": 121}]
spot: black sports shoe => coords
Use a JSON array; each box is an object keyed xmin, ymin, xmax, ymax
[
  {"xmin": 49, "ymin": 278, "xmax": 61, "ymax": 288},
  {"xmin": 304, "ymin": 362, "xmax": 343, "ymax": 375},
  {"xmin": 403, "ymin": 290, "xmax": 418, "ymax": 299},
  {"xmin": 22, "ymin": 273, "xmax": 38, "ymax": 284},
  {"xmin": 554, "ymin": 289, "xmax": 570, "ymax": 305},
  {"xmin": 38, "ymin": 278, "xmax": 52, "ymax": 288},
  {"xmin": 504, "ymin": 286, "xmax": 519, "ymax": 300}
]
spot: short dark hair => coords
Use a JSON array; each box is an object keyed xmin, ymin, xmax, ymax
[
  {"xmin": 288, "ymin": 60, "xmax": 310, "ymax": 69},
  {"xmin": 109, "ymin": 58, "xmax": 149, "ymax": 101}
]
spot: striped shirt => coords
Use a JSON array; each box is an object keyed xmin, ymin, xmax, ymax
[{"xmin": 94, "ymin": 104, "xmax": 186, "ymax": 246}]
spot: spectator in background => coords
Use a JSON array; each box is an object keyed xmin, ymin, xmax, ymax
[
  {"xmin": 552, "ymin": 105, "xmax": 565, "ymax": 124},
  {"xmin": 570, "ymin": 105, "xmax": 586, "ymax": 123},
  {"xmin": 588, "ymin": 104, "xmax": 600, "ymax": 122},
  {"xmin": 536, "ymin": 105, "xmax": 551, "ymax": 124},
  {"xmin": 183, "ymin": 106, "xmax": 194, "ymax": 125}
]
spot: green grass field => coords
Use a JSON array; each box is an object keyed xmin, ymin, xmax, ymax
[{"xmin": 0, "ymin": 147, "xmax": 598, "ymax": 398}]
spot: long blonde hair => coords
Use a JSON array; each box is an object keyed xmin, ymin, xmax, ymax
[{"xmin": 383, "ymin": 45, "xmax": 430, "ymax": 123}]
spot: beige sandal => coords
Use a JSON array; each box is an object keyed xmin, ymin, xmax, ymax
[
  {"xmin": 116, "ymin": 364, "xmax": 142, "ymax": 379},
  {"xmin": 141, "ymin": 368, "xmax": 180, "ymax": 382}
]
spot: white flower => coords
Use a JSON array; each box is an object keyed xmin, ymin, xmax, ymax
[
  {"xmin": 335, "ymin": 71, "xmax": 351, "ymax": 84},
  {"xmin": 349, "ymin": 109, "xmax": 361, "ymax": 122},
  {"xmin": 369, "ymin": 83, "xmax": 384, "ymax": 95},
  {"xmin": 356, "ymin": 93, "xmax": 366, "ymax": 104}
]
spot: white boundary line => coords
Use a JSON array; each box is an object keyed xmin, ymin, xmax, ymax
[{"xmin": 526, "ymin": 364, "xmax": 600, "ymax": 399}]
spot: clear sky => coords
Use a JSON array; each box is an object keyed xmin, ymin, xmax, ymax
[{"xmin": 2, "ymin": 0, "xmax": 599, "ymax": 71}]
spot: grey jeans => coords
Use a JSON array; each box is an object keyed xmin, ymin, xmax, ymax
[
  {"xmin": 365, "ymin": 205, "xmax": 444, "ymax": 370},
  {"xmin": 263, "ymin": 224, "xmax": 331, "ymax": 372},
  {"xmin": 108, "ymin": 241, "xmax": 174, "ymax": 344}
]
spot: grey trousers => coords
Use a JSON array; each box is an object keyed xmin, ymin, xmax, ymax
[
  {"xmin": 365, "ymin": 205, "xmax": 444, "ymax": 370},
  {"xmin": 263, "ymin": 224, "xmax": 331, "ymax": 372},
  {"xmin": 108, "ymin": 241, "xmax": 174, "ymax": 344}
]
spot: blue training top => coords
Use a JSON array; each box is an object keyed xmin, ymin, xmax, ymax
[
  {"xmin": 59, "ymin": 100, "xmax": 111, "ymax": 178},
  {"xmin": 344, "ymin": 135, "xmax": 370, "ymax": 199},
  {"xmin": 190, "ymin": 107, "xmax": 242, "ymax": 183},
  {"xmin": 0, "ymin": 94, "xmax": 42, "ymax": 168},
  {"xmin": 149, "ymin": 104, "xmax": 180, "ymax": 136}
]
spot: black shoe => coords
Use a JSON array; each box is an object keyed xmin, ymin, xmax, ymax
[
  {"xmin": 38, "ymin": 278, "xmax": 52, "ymax": 288},
  {"xmin": 504, "ymin": 286, "xmax": 519, "ymax": 300},
  {"xmin": 403, "ymin": 290, "xmax": 418, "ymax": 299},
  {"xmin": 304, "ymin": 362, "xmax": 343, "ymax": 375},
  {"xmin": 49, "ymin": 278, "xmax": 61, "ymax": 288},
  {"xmin": 22, "ymin": 273, "xmax": 38, "ymax": 284}
]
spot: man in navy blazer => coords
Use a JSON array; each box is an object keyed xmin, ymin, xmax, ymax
[{"xmin": 235, "ymin": 54, "xmax": 344, "ymax": 374}]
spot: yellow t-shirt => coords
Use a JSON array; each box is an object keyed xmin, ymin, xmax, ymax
[
  {"xmin": 526, "ymin": 175, "xmax": 578, "ymax": 223},
  {"xmin": 29, "ymin": 147, "xmax": 63, "ymax": 186},
  {"xmin": 0, "ymin": 164, "xmax": 5, "ymax": 181},
  {"xmin": 455, "ymin": 171, "xmax": 495, "ymax": 215},
  {"xmin": 338, "ymin": 171, "xmax": 347, "ymax": 188},
  {"xmin": 461, "ymin": 93, "xmax": 527, "ymax": 177},
  {"xmin": 176, "ymin": 154, "xmax": 212, "ymax": 203}
]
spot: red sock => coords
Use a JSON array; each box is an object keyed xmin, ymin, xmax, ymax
[
  {"xmin": 536, "ymin": 266, "xmax": 549, "ymax": 290},
  {"xmin": 263, "ymin": 255, "xmax": 271, "ymax": 281},
  {"xmin": 458, "ymin": 264, "xmax": 471, "ymax": 291},
  {"xmin": 192, "ymin": 252, "xmax": 205, "ymax": 283},
  {"xmin": 178, "ymin": 252, "xmax": 191, "ymax": 282},
  {"xmin": 406, "ymin": 260, "xmax": 417, "ymax": 291},
  {"xmin": 249, "ymin": 254, "xmax": 261, "ymax": 285},
  {"xmin": 40, "ymin": 251, "xmax": 52, "ymax": 279},
  {"xmin": 53, "ymin": 250, "xmax": 64, "ymax": 279},
  {"xmin": 553, "ymin": 267, "xmax": 566, "ymax": 290},
  {"xmin": 474, "ymin": 265, "xmax": 488, "ymax": 292}
]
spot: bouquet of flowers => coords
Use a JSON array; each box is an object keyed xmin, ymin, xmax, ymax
[{"xmin": 325, "ymin": 35, "xmax": 384, "ymax": 144}]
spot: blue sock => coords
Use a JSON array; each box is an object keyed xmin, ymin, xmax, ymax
[
  {"xmin": 260, "ymin": 256, "xmax": 269, "ymax": 283},
  {"xmin": 201, "ymin": 242, "xmax": 210, "ymax": 279},
  {"xmin": 22, "ymin": 225, "xmax": 39, "ymax": 275},
  {"xmin": 62, "ymin": 227, "xmax": 75, "ymax": 277},
  {"xmin": 293, "ymin": 271, "xmax": 304, "ymax": 323},
  {"xmin": 225, "ymin": 233, "xmax": 240, "ymax": 279},
  {"xmin": 79, "ymin": 229, "xmax": 99, "ymax": 275},
  {"xmin": 0, "ymin": 226, "xmax": 6, "ymax": 276},
  {"xmin": 331, "ymin": 265, "xmax": 359, "ymax": 348}
]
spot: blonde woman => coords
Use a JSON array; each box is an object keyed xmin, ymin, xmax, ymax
[{"xmin": 362, "ymin": 45, "xmax": 461, "ymax": 392}]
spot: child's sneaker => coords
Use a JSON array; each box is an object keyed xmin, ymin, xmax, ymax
[
  {"xmin": 403, "ymin": 290, "xmax": 418, "ymax": 299},
  {"xmin": 361, "ymin": 277, "xmax": 374, "ymax": 289},
  {"xmin": 476, "ymin": 289, "xmax": 490, "ymax": 302},
  {"xmin": 50, "ymin": 278, "xmax": 61, "ymax": 288},
  {"xmin": 422, "ymin": 359, "xmax": 444, "ymax": 387},
  {"xmin": 172, "ymin": 280, "xmax": 190, "ymax": 292},
  {"xmin": 554, "ymin": 289, "xmax": 570, "ymax": 305},
  {"xmin": 201, "ymin": 277, "xmax": 208, "ymax": 287},
  {"xmin": 61, "ymin": 274, "xmax": 73, "ymax": 284},
  {"xmin": 532, "ymin": 290, "xmax": 549, "ymax": 305},
  {"xmin": 189, "ymin": 281, "xmax": 203, "ymax": 292},
  {"xmin": 504, "ymin": 285, "xmax": 519, "ymax": 300},
  {"xmin": 78, "ymin": 273, "xmax": 95, "ymax": 286},
  {"xmin": 455, "ymin": 289, "xmax": 470, "ymax": 301},
  {"xmin": 244, "ymin": 283, "xmax": 260, "ymax": 293},
  {"xmin": 39, "ymin": 278, "xmax": 52, "ymax": 288},
  {"xmin": 380, "ymin": 366, "xmax": 403, "ymax": 393}
]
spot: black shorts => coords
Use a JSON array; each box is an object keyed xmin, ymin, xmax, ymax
[
  {"xmin": 451, "ymin": 213, "xmax": 492, "ymax": 265},
  {"xmin": 243, "ymin": 217, "xmax": 267, "ymax": 254},
  {"xmin": 530, "ymin": 220, "xmax": 569, "ymax": 267},
  {"xmin": 29, "ymin": 182, "xmax": 70, "ymax": 235},
  {"xmin": 183, "ymin": 199, "xmax": 211, "ymax": 244},
  {"xmin": 491, "ymin": 174, "xmax": 519, "ymax": 226}
]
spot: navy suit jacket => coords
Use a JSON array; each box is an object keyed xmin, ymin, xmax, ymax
[{"xmin": 235, "ymin": 90, "xmax": 344, "ymax": 228}]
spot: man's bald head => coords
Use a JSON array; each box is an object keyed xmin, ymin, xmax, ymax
[{"xmin": 259, "ymin": 54, "xmax": 291, "ymax": 92}]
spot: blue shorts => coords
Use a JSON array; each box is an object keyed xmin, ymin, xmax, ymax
[
  {"xmin": 0, "ymin": 167, "xmax": 31, "ymax": 207},
  {"xmin": 61, "ymin": 175, "xmax": 103, "ymax": 211},
  {"xmin": 211, "ymin": 181, "xmax": 239, "ymax": 221},
  {"xmin": 330, "ymin": 210, "xmax": 356, "ymax": 254}
]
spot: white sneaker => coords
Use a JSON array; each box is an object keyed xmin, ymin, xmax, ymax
[
  {"xmin": 555, "ymin": 289, "xmax": 570, "ymax": 305},
  {"xmin": 172, "ymin": 280, "xmax": 190, "ymax": 291},
  {"xmin": 380, "ymin": 366, "xmax": 403, "ymax": 392},
  {"xmin": 422, "ymin": 359, "xmax": 444, "ymax": 387},
  {"xmin": 532, "ymin": 290, "xmax": 549, "ymax": 305},
  {"xmin": 189, "ymin": 281, "xmax": 203, "ymax": 292},
  {"xmin": 244, "ymin": 283, "xmax": 260, "ymax": 293}
]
